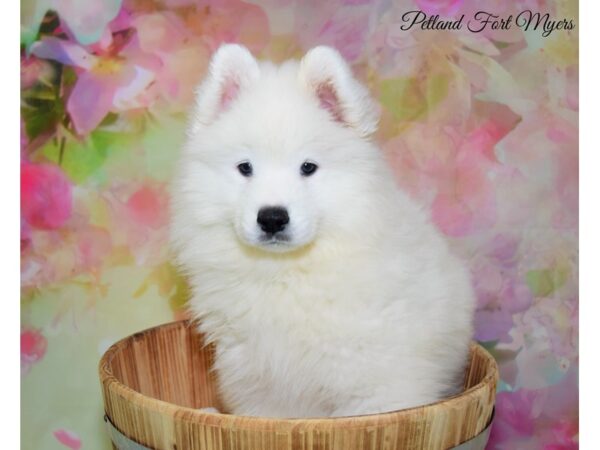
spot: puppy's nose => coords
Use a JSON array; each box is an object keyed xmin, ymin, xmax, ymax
[{"xmin": 257, "ymin": 207, "xmax": 289, "ymax": 234}]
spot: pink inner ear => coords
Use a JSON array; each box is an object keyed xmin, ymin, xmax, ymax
[
  {"xmin": 220, "ymin": 79, "xmax": 240, "ymax": 112},
  {"xmin": 316, "ymin": 82, "xmax": 345, "ymax": 123}
]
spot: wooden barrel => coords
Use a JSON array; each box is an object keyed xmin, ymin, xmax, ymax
[{"xmin": 99, "ymin": 321, "xmax": 498, "ymax": 450}]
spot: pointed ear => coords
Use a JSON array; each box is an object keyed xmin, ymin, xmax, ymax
[
  {"xmin": 298, "ymin": 46, "xmax": 379, "ymax": 137},
  {"xmin": 191, "ymin": 44, "xmax": 260, "ymax": 129}
]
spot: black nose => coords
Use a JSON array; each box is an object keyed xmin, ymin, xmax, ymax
[{"xmin": 257, "ymin": 207, "xmax": 289, "ymax": 234}]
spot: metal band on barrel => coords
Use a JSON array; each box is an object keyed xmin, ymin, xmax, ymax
[{"xmin": 105, "ymin": 415, "xmax": 152, "ymax": 450}]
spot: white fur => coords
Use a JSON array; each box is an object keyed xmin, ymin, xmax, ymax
[{"xmin": 170, "ymin": 45, "xmax": 475, "ymax": 418}]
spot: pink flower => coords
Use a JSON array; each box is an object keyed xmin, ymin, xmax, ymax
[
  {"xmin": 133, "ymin": 12, "xmax": 188, "ymax": 54},
  {"xmin": 414, "ymin": 0, "xmax": 463, "ymax": 17},
  {"xmin": 541, "ymin": 419, "xmax": 578, "ymax": 449},
  {"xmin": 430, "ymin": 122, "xmax": 511, "ymax": 236},
  {"xmin": 29, "ymin": 2, "xmax": 273, "ymax": 133},
  {"xmin": 386, "ymin": 121, "xmax": 509, "ymax": 238},
  {"xmin": 77, "ymin": 227, "xmax": 113, "ymax": 270},
  {"xmin": 488, "ymin": 390, "xmax": 538, "ymax": 448},
  {"xmin": 21, "ymin": 163, "xmax": 72, "ymax": 230},
  {"xmin": 430, "ymin": 180, "xmax": 495, "ymax": 237},
  {"xmin": 129, "ymin": 12, "xmax": 211, "ymax": 112},
  {"xmin": 182, "ymin": 0, "xmax": 271, "ymax": 53},
  {"xmin": 126, "ymin": 185, "xmax": 169, "ymax": 229},
  {"xmin": 488, "ymin": 375, "xmax": 579, "ymax": 449},
  {"xmin": 30, "ymin": 34, "xmax": 158, "ymax": 135},
  {"xmin": 21, "ymin": 220, "xmax": 32, "ymax": 252},
  {"xmin": 21, "ymin": 328, "xmax": 47, "ymax": 375},
  {"xmin": 475, "ymin": 309, "xmax": 514, "ymax": 344},
  {"xmin": 548, "ymin": 118, "xmax": 578, "ymax": 231},
  {"xmin": 103, "ymin": 185, "xmax": 169, "ymax": 266},
  {"xmin": 53, "ymin": 429, "xmax": 82, "ymax": 450},
  {"xmin": 20, "ymin": 55, "xmax": 54, "ymax": 90},
  {"xmin": 294, "ymin": 1, "xmax": 371, "ymax": 62},
  {"xmin": 22, "ymin": 0, "xmax": 122, "ymax": 47},
  {"xmin": 317, "ymin": 8, "xmax": 370, "ymax": 61},
  {"xmin": 473, "ymin": 234, "xmax": 533, "ymax": 342}
]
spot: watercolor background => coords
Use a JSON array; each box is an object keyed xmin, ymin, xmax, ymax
[{"xmin": 20, "ymin": 0, "xmax": 578, "ymax": 448}]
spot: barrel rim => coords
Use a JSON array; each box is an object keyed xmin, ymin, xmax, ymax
[{"xmin": 99, "ymin": 320, "xmax": 498, "ymax": 430}]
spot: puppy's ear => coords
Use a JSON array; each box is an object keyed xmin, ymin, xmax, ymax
[
  {"xmin": 299, "ymin": 46, "xmax": 379, "ymax": 137},
  {"xmin": 191, "ymin": 44, "xmax": 260, "ymax": 129}
]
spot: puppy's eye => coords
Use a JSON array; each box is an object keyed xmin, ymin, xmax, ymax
[
  {"xmin": 237, "ymin": 161, "xmax": 253, "ymax": 177},
  {"xmin": 300, "ymin": 161, "xmax": 318, "ymax": 177}
]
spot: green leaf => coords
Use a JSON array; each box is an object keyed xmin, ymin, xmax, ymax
[
  {"xmin": 141, "ymin": 117, "xmax": 186, "ymax": 181},
  {"xmin": 21, "ymin": 62, "xmax": 66, "ymax": 142},
  {"xmin": 41, "ymin": 129, "xmax": 128, "ymax": 184},
  {"xmin": 50, "ymin": 140, "xmax": 106, "ymax": 184},
  {"xmin": 426, "ymin": 73, "xmax": 449, "ymax": 111},
  {"xmin": 98, "ymin": 112, "xmax": 119, "ymax": 127},
  {"xmin": 379, "ymin": 77, "xmax": 424, "ymax": 121},
  {"xmin": 169, "ymin": 273, "xmax": 191, "ymax": 313},
  {"xmin": 61, "ymin": 66, "xmax": 78, "ymax": 88},
  {"xmin": 380, "ymin": 74, "xmax": 449, "ymax": 122},
  {"xmin": 526, "ymin": 267, "xmax": 569, "ymax": 297},
  {"xmin": 22, "ymin": 98, "xmax": 64, "ymax": 141}
]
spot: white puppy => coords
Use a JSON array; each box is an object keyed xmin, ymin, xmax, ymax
[{"xmin": 170, "ymin": 44, "xmax": 475, "ymax": 417}]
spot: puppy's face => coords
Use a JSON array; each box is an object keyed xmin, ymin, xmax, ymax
[
  {"xmin": 177, "ymin": 45, "xmax": 379, "ymax": 254},
  {"xmin": 227, "ymin": 148, "xmax": 322, "ymax": 253}
]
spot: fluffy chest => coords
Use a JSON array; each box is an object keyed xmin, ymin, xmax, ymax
[{"xmin": 210, "ymin": 295, "xmax": 391, "ymax": 416}]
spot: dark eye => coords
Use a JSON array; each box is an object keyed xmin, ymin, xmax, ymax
[
  {"xmin": 301, "ymin": 161, "xmax": 318, "ymax": 176},
  {"xmin": 237, "ymin": 161, "xmax": 253, "ymax": 177}
]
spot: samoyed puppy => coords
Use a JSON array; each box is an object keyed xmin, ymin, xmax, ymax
[{"xmin": 170, "ymin": 44, "xmax": 475, "ymax": 417}]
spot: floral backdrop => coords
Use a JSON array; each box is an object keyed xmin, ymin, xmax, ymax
[{"xmin": 20, "ymin": 0, "xmax": 578, "ymax": 449}]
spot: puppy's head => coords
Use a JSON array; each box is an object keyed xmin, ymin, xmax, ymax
[{"xmin": 175, "ymin": 44, "xmax": 380, "ymax": 255}]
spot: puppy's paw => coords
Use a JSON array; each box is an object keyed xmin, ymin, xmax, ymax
[{"xmin": 198, "ymin": 407, "xmax": 220, "ymax": 414}]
